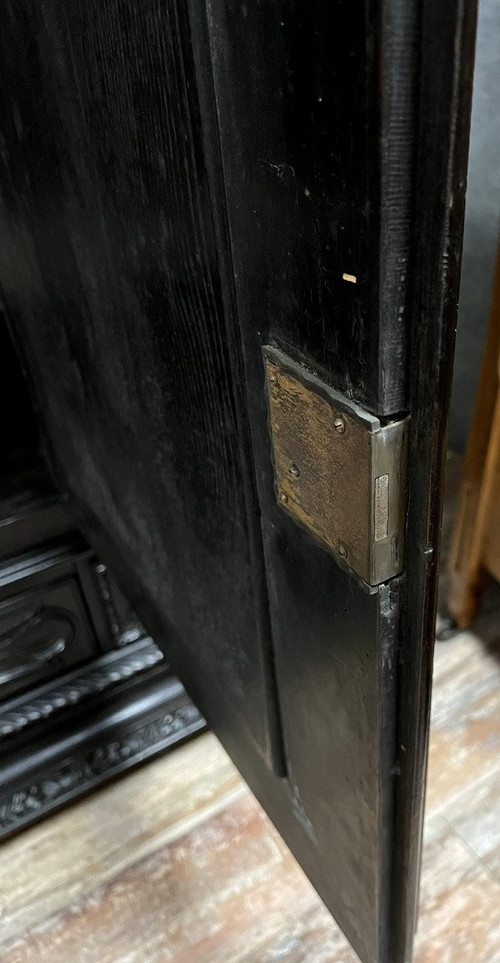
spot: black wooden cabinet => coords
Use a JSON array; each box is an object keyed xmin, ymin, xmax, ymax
[
  {"xmin": 0, "ymin": 318, "xmax": 204, "ymax": 838},
  {"xmin": 0, "ymin": 2, "xmax": 477, "ymax": 961}
]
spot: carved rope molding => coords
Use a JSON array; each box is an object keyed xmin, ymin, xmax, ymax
[
  {"xmin": 0, "ymin": 641, "xmax": 163, "ymax": 738},
  {"xmin": 0, "ymin": 703, "xmax": 204, "ymax": 831}
]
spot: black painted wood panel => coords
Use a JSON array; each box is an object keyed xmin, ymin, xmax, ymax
[
  {"xmin": 0, "ymin": 1, "xmax": 476, "ymax": 962},
  {"xmin": 390, "ymin": 1, "xmax": 478, "ymax": 957},
  {"xmin": 188, "ymin": 2, "xmax": 411, "ymax": 959},
  {"xmin": 0, "ymin": 0, "xmax": 282, "ymax": 772},
  {"xmin": 189, "ymin": 2, "xmax": 409, "ymax": 956},
  {"xmin": 198, "ymin": 0, "xmax": 417, "ymax": 417}
]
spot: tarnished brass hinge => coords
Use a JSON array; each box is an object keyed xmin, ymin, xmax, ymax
[{"xmin": 263, "ymin": 347, "xmax": 408, "ymax": 587}]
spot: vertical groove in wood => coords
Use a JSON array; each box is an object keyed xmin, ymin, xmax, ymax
[
  {"xmin": 186, "ymin": 0, "xmax": 288, "ymax": 776},
  {"xmin": 378, "ymin": 0, "xmax": 419, "ymax": 411}
]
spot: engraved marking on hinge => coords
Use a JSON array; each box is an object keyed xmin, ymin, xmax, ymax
[{"xmin": 374, "ymin": 474, "xmax": 389, "ymax": 541}]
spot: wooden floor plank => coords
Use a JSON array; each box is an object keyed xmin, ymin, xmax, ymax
[
  {"xmin": 426, "ymin": 633, "xmax": 500, "ymax": 814},
  {"xmin": 444, "ymin": 766, "xmax": 500, "ymax": 879},
  {"xmin": 0, "ymin": 735, "xmax": 241, "ymax": 946}
]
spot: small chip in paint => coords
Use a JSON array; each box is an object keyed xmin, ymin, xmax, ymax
[{"xmin": 342, "ymin": 272, "xmax": 357, "ymax": 283}]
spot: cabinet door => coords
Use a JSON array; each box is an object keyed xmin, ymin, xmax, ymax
[{"xmin": 0, "ymin": 1, "xmax": 476, "ymax": 960}]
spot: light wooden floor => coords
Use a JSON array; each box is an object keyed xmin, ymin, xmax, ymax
[{"xmin": 1, "ymin": 458, "xmax": 500, "ymax": 963}]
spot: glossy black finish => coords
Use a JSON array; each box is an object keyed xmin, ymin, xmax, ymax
[{"xmin": 0, "ymin": 2, "xmax": 476, "ymax": 962}]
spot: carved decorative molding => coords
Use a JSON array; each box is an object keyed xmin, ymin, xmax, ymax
[
  {"xmin": 0, "ymin": 639, "xmax": 163, "ymax": 739},
  {"xmin": 0, "ymin": 701, "xmax": 204, "ymax": 833}
]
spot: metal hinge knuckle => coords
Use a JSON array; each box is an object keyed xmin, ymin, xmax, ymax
[{"xmin": 263, "ymin": 346, "xmax": 408, "ymax": 587}]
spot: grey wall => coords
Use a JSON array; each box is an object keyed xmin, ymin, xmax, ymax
[{"xmin": 448, "ymin": 0, "xmax": 500, "ymax": 451}]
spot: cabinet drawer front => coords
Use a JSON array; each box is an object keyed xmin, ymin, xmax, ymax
[{"xmin": 0, "ymin": 577, "xmax": 99, "ymax": 700}]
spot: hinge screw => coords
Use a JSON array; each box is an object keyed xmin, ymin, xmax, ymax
[
  {"xmin": 269, "ymin": 372, "xmax": 277, "ymax": 384},
  {"xmin": 334, "ymin": 416, "xmax": 345, "ymax": 434},
  {"xmin": 280, "ymin": 492, "xmax": 288, "ymax": 504},
  {"xmin": 288, "ymin": 462, "xmax": 300, "ymax": 477},
  {"xmin": 338, "ymin": 543, "xmax": 348, "ymax": 558}
]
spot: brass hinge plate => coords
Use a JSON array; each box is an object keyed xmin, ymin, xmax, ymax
[{"xmin": 263, "ymin": 346, "xmax": 408, "ymax": 587}]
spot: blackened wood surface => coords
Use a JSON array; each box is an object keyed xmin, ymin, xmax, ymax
[
  {"xmin": 199, "ymin": 0, "xmax": 417, "ymax": 417},
  {"xmin": 0, "ymin": 2, "xmax": 476, "ymax": 963},
  {"xmin": 392, "ymin": 1, "xmax": 478, "ymax": 960},
  {"xmin": 0, "ymin": 314, "xmax": 38, "ymax": 467},
  {"xmin": 0, "ymin": 0, "xmax": 283, "ymax": 772}
]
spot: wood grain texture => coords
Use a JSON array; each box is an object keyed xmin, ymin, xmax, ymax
[
  {"xmin": 189, "ymin": 10, "xmax": 421, "ymax": 948},
  {"xmin": 192, "ymin": 0, "xmax": 476, "ymax": 957},
  {"xmin": 197, "ymin": 0, "xmax": 416, "ymax": 415},
  {"xmin": 0, "ymin": 3, "xmax": 411, "ymax": 960},
  {"xmin": 0, "ymin": 734, "xmax": 243, "ymax": 946},
  {"xmin": 0, "ymin": 0, "xmax": 284, "ymax": 775},
  {"xmin": 0, "ymin": 2, "xmax": 477, "ymax": 962},
  {"xmin": 0, "ymin": 0, "xmax": 404, "ymax": 954}
]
